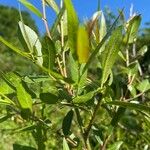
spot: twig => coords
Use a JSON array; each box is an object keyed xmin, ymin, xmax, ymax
[
  {"xmin": 42, "ymin": 0, "xmax": 52, "ymax": 39},
  {"xmin": 84, "ymin": 99, "xmax": 101, "ymax": 142}
]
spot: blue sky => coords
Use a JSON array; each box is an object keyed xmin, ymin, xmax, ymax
[{"xmin": 0, "ymin": 0, "xmax": 150, "ymax": 34}]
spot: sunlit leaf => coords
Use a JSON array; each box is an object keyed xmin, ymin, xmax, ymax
[
  {"xmin": 63, "ymin": 138, "xmax": 70, "ymax": 150},
  {"xmin": 77, "ymin": 25, "xmax": 90, "ymax": 63},
  {"xmin": 64, "ymin": 0, "xmax": 79, "ymax": 54},
  {"xmin": 45, "ymin": 0, "xmax": 59, "ymax": 14},
  {"xmin": 136, "ymin": 79, "xmax": 150, "ymax": 93},
  {"xmin": 19, "ymin": 0, "xmax": 42, "ymax": 18},
  {"xmin": 124, "ymin": 15, "xmax": 141, "ymax": 43},
  {"xmin": 108, "ymin": 141, "xmax": 123, "ymax": 150},
  {"xmin": 99, "ymin": 12, "xmax": 107, "ymax": 42},
  {"xmin": 18, "ymin": 21, "xmax": 43, "ymax": 66}
]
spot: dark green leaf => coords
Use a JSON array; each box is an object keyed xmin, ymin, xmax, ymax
[
  {"xmin": 62, "ymin": 109, "xmax": 74, "ymax": 136},
  {"xmin": 13, "ymin": 144, "xmax": 36, "ymax": 150},
  {"xmin": 40, "ymin": 93, "xmax": 58, "ymax": 104},
  {"xmin": 0, "ymin": 114, "xmax": 12, "ymax": 123}
]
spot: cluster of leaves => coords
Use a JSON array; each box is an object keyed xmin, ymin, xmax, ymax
[{"xmin": 0, "ymin": 0, "xmax": 149, "ymax": 150}]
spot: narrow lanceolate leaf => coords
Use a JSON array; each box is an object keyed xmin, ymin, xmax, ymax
[
  {"xmin": 16, "ymin": 83, "xmax": 32, "ymax": 112},
  {"xmin": 64, "ymin": 0, "xmax": 78, "ymax": 53},
  {"xmin": 62, "ymin": 110, "xmax": 74, "ymax": 136},
  {"xmin": 45, "ymin": 0, "xmax": 59, "ymax": 14},
  {"xmin": 42, "ymin": 36, "xmax": 56, "ymax": 70},
  {"xmin": 77, "ymin": 26, "xmax": 90, "ymax": 63},
  {"xmin": 18, "ymin": 21, "xmax": 43, "ymax": 66},
  {"xmin": 107, "ymin": 101, "xmax": 150, "ymax": 114},
  {"xmin": 101, "ymin": 26, "xmax": 123, "ymax": 87},
  {"xmin": 50, "ymin": 6, "xmax": 65, "ymax": 36},
  {"xmin": 124, "ymin": 15, "xmax": 141, "ymax": 44},
  {"xmin": 73, "ymin": 91, "xmax": 95, "ymax": 104},
  {"xmin": 0, "ymin": 36, "xmax": 31, "ymax": 59},
  {"xmin": 99, "ymin": 12, "xmax": 107, "ymax": 42},
  {"xmin": 68, "ymin": 52, "xmax": 79, "ymax": 83},
  {"xmin": 19, "ymin": 0, "xmax": 42, "ymax": 18}
]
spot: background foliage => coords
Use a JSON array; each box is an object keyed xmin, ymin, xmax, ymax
[{"xmin": 0, "ymin": 0, "xmax": 149, "ymax": 150}]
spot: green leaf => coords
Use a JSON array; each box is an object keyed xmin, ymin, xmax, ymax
[
  {"xmin": 107, "ymin": 101, "xmax": 150, "ymax": 114},
  {"xmin": 68, "ymin": 52, "xmax": 79, "ymax": 83},
  {"xmin": 0, "ymin": 36, "xmax": 30, "ymax": 59},
  {"xmin": 77, "ymin": 25, "xmax": 90, "ymax": 63},
  {"xmin": 136, "ymin": 79, "xmax": 150, "ymax": 93},
  {"xmin": 45, "ymin": 0, "xmax": 59, "ymax": 14},
  {"xmin": 64, "ymin": 0, "xmax": 79, "ymax": 53},
  {"xmin": 124, "ymin": 15, "xmax": 141, "ymax": 44},
  {"xmin": 0, "ymin": 78, "xmax": 14, "ymax": 94},
  {"xmin": 108, "ymin": 141, "xmax": 123, "ymax": 150},
  {"xmin": 128, "ymin": 85, "xmax": 137, "ymax": 97},
  {"xmin": 62, "ymin": 109, "xmax": 74, "ymax": 136},
  {"xmin": 40, "ymin": 93, "xmax": 58, "ymax": 104},
  {"xmin": 3, "ymin": 72, "xmax": 32, "ymax": 115},
  {"xmin": 16, "ymin": 83, "xmax": 33, "ymax": 113},
  {"xmin": 101, "ymin": 26, "xmax": 123, "ymax": 87},
  {"xmin": 19, "ymin": 0, "xmax": 42, "ymax": 18},
  {"xmin": 82, "ymin": 11, "xmax": 122, "ymax": 75},
  {"xmin": 16, "ymin": 124, "xmax": 36, "ymax": 132},
  {"xmin": 137, "ymin": 45, "xmax": 148, "ymax": 56},
  {"xmin": 0, "ymin": 114, "xmax": 12, "ymax": 123},
  {"xmin": 99, "ymin": 12, "xmax": 107, "ymax": 42},
  {"xmin": 0, "ymin": 97, "xmax": 15, "ymax": 106},
  {"xmin": 18, "ymin": 21, "xmax": 43, "ymax": 66},
  {"xmin": 63, "ymin": 138, "xmax": 70, "ymax": 150},
  {"xmin": 13, "ymin": 144, "xmax": 36, "ymax": 150},
  {"xmin": 23, "ymin": 76, "xmax": 53, "ymax": 83},
  {"xmin": 73, "ymin": 91, "xmax": 95, "ymax": 104},
  {"xmin": 50, "ymin": 6, "xmax": 65, "ymax": 36},
  {"xmin": 42, "ymin": 36, "xmax": 56, "ymax": 70}
]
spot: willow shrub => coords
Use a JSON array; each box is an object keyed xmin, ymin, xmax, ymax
[{"xmin": 0, "ymin": 0, "xmax": 150, "ymax": 150}]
